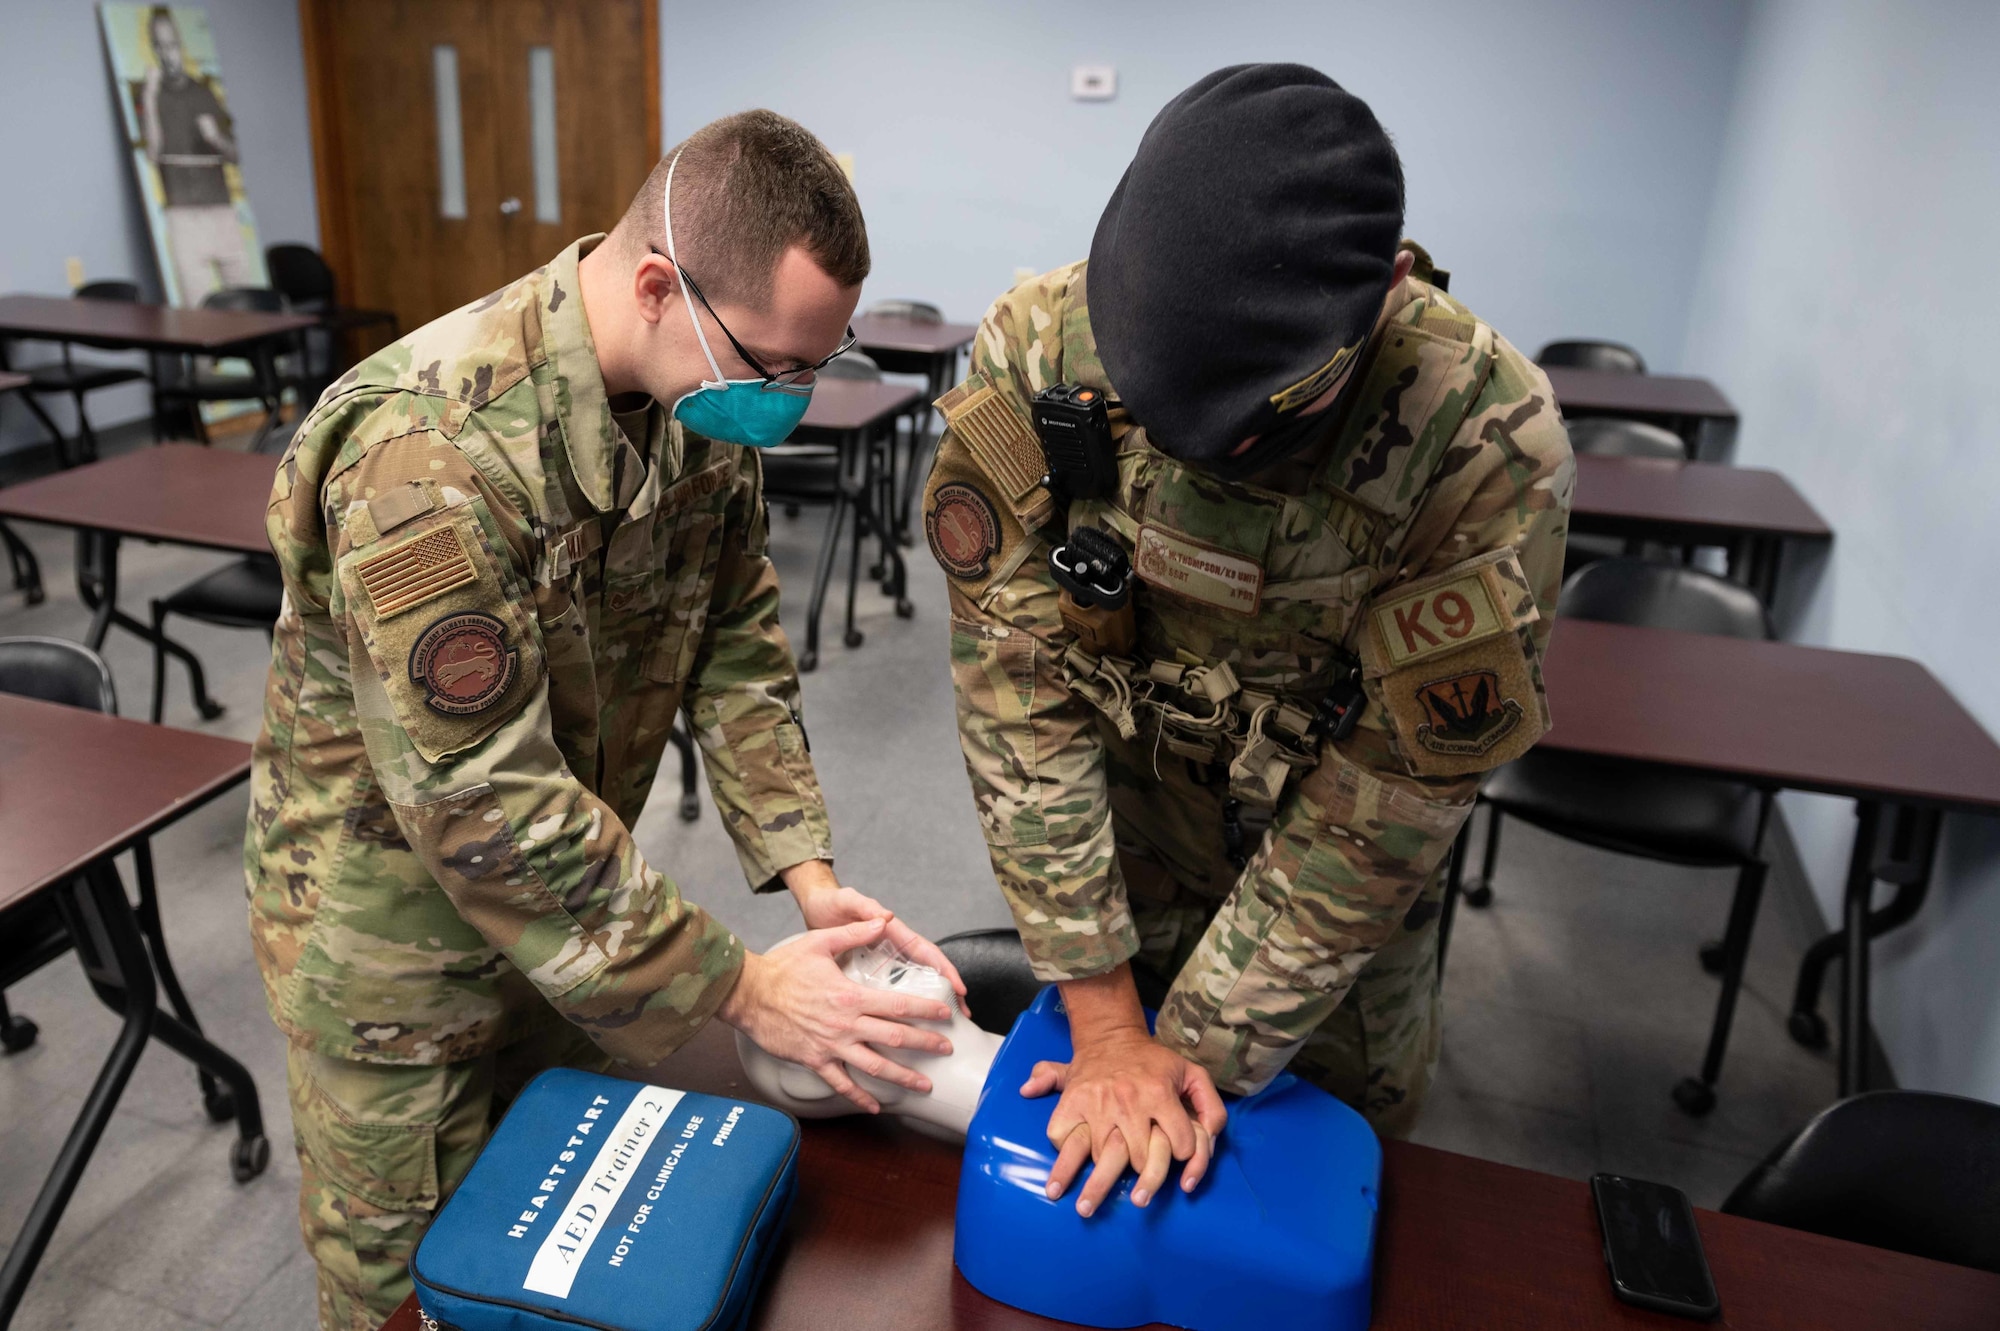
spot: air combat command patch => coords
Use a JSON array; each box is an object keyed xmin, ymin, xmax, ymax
[
  {"xmin": 927, "ymin": 481, "xmax": 1002, "ymax": 581},
  {"xmin": 410, "ymin": 611, "xmax": 518, "ymax": 715}
]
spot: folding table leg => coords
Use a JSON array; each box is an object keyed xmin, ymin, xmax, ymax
[
  {"xmin": 1, "ymin": 520, "xmax": 43, "ymax": 605},
  {"xmin": 0, "ymin": 872, "xmax": 160, "ymax": 1326},
  {"xmin": 75, "ymin": 532, "xmax": 224, "ymax": 719},
  {"xmin": 131, "ymin": 840, "xmax": 233, "ymax": 1121}
]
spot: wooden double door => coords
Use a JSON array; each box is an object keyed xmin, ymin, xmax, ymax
[{"xmin": 302, "ymin": 0, "xmax": 658, "ymax": 341}]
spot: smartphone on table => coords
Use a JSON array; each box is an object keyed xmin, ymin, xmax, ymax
[{"xmin": 1590, "ymin": 1172, "xmax": 1721, "ymax": 1320}]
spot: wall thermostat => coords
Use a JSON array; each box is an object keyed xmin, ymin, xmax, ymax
[{"xmin": 1071, "ymin": 64, "xmax": 1116, "ymax": 101}]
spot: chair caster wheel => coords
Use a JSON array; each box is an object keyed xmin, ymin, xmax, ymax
[
  {"xmin": 1671, "ymin": 1078, "xmax": 1716, "ymax": 1117},
  {"xmin": 843, "ymin": 629, "xmax": 865, "ymax": 649},
  {"xmin": 679, "ymin": 794, "xmax": 701, "ymax": 823},
  {"xmin": 868, "ymin": 563, "xmax": 885, "ymax": 581},
  {"xmin": 799, "ymin": 650, "xmax": 819, "ymax": 673},
  {"xmin": 1787, "ymin": 1009, "xmax": 1829, "ymax": 1049},
  {"xmin": 894, "ymin": 599, "xmax": 914, "ymax": 619},
  {"xmin": 1461, "ymin": 882, "xmax": 1494, "ymax": 909},
  {"xmin": 1698, "ymin": 940, "xmax": 1728, "ymax": 975},
  {"xmin": 230, "ymin": 1134, "xmax": 270, "ymax": 1183},
  {"xmin": 24, "ymin": 587, "xmax": 45, "ymax": 606},
  {"xmin": 197, "ymin": 698, "xmax": 226, "ymax": 721},
  {"xmin": 783, "ymin": 504, "xmax": 801, "ymax": 520},
  {"xmin": 202, "ymin": 1085, "xmax": 238, "ymax": 1123},
  {"xmin": 1, "ymin": 1015, "xmax": 39, "ymax": 1053}
]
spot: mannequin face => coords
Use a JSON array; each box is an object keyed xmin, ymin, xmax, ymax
[{"xmin": 734, "ymin": 941, "xmax": 1005, "ymax": 1141}]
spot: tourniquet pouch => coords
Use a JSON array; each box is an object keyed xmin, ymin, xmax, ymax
[{"xmin": 411, "ymin": 1069, "xmax": 800, "ymax": 1331}]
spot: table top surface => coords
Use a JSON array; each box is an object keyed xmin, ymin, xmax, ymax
[
  {"xmin": 0, "ymin": 443, "xmax": 276, "ymax": 554},
  {"xmin": 852, "ymin": 312, "xmax": 979, "ymax": 357},
  {"xmin": 1543, "ymin": 618, "xmax": 2000, "ymax": 813},
  {"xmin": 0, "ymin": 293, "xmax": 316, "ymax": 352},
  {"xmin": 0, "ymin": 694, "xmax": 252, "ymax": 912},
  {"xmin": 1571, "ymin": 454, "xmax": 1832, "ymax": 540},
  {"xmin": 1546, "ymin": 365, "xmax": 1738, "ymax": 422},
  {"xmin": 0, "ymin": 369, "xmax": 29, "ymax": 394},
  {"xmin": 384, "ymin": 1019, "xmax": 2000, "ymax": 1331},
  {"xmin": 797, "ymin": 376, "xmax": 924, "ymax": 432}
]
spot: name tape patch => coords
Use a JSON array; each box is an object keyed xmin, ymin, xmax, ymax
[{"xmin": 1135, "ymin": 524, "xmax": 1263, "ymax": 616}]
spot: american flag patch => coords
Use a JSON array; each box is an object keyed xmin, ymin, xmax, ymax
[{"xmin": 356, "ymin": 525, "xmax": 479, "ymax": 618}]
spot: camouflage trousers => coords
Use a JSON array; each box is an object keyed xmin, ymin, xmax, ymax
[
  {"xmin": 286, "ymin": 1022, "xmax": 613, "ymax": 1331},
  {"xmin": 1122, "ymin": 845, "xmax": 1445, "ymax": 1140}
]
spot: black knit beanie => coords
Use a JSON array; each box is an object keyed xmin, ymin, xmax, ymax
[{"xmin": 1089, "ymin": 64, "xmax": 1405, "ymax": 465}]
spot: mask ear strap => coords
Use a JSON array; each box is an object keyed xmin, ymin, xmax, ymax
[{"xmin": 663, "ymin": 148, "xmax": 728, "ymax": 391}]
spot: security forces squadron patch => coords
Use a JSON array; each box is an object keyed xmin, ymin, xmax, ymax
[
  {"xmin": 927, "ymin": 482, "xmax": 1001, "ymax": 580},
  {"xmin": 1413, "ymin": 669, "xmax": 1523, "ymax": 756},
  {"xmin": 410, "ymin": 612, "xmax": 518, "ymax": 715}
]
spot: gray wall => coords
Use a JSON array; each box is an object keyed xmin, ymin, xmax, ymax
[
  {"xmin": 0, "ymin": 0, "xmax": 317, "ymax": 454},
  {"xmin": 1681, "ymin": 0, "xmax": 2000, "ymax": 1100},
  {"xmin": 660, "ymin": 0, "xmax": 1749, "ymax": 364}
]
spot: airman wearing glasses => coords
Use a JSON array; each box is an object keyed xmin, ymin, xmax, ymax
[{"xmin": 248, "ymin": 109, "xmax": 964, "ymax": 1329}]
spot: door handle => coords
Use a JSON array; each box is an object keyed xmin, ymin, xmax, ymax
[{"xmin": 499, "ymin": 197, "xmax": 522, "ymax": 215}]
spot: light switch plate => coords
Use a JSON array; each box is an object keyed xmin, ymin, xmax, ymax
[{"xmin": 1071, "ymin": 65, "xmax": 1116, "ymax": 101}]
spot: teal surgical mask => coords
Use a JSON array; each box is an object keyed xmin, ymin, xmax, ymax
[{"xmin": 661, "ymin": 151, "xmax": 812, "ymax": 448}]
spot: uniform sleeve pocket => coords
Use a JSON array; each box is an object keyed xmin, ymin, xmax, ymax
[
  {"xmin": 949, "ymin": 616, "xmax": 1050, "ymax": 847},
  {"xmin": 644, "ymin": 512, "xmax": 724, "ymax": 685},
  {"xmin": 338, "ymin": 503, "xmax": 545, "ymax": 764}
]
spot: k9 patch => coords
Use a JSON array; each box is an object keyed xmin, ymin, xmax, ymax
[{"xmin": 1358, "ymin": 549, "xmax": 1547, "ymax": 777}]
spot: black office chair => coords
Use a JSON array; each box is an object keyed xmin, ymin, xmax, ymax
[
  {"xmin": 266, "ymin": 243, "xmax": 398, "ymax": 400},
  {"xmin": 1449, "ymin": 559, "xmax": 1774, "ymax": 1116},
  {"xmin": 937, "ymin": 928, "xmax": 1043, "ymax": 1037},
  {"xmin": 1537, "ymin": 340, "xmax": 1647, "ymax": 375},
  {"xmin": 0, "ymin": 638, "xmax": 117, "ymax": 1054},
  {"xmin": 865, "ymin": 299, "xmax": 944, "ymax": 324},
  {"xmin": 1723, "ymin": 1091, "xmax": 2000, "ymax": 1273},
  {"xmin": 0, "ymin": 637, "xmax": 236, "ymax": 1116},
  {"xmin": 764, "ymin": 351, "xmax": 887, "ymax": 671},
  {"xmin": 1563, "ymin": 418, "xmax": 1690, "ymax": 581},
  {"xmin": 152, "ymin": 286, "xmax": 297, "ymax": 447},
  {"xmin": 15, "ymin": 280, "xmax": 151, "ymax": 467}
]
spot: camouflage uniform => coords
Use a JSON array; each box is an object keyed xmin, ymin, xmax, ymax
[
  {"xmin": 248, "ymin": 236, "xmax": 831, "ymax": 1327},
  {"xmin": 925, "ymin": 253, "xmax": 1572, "ymax": 1136}
]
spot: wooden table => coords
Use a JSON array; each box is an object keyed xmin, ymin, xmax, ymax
[
  {"xmin": 784, "ymin": 379, "xmax": 924, "ymax": 670},
  {"xmin": 1539, "ymin": 619, "xmax": 2000, "ymax": 1093},
  {"xmin": 851, "ymin": 313, "xmax": 979, "ymax": 543},
  {"xmin": 0, "ymin": 445, "xmax": 276, "ymax": 717},
  {"xmin": 1546, "ymin": 365, "xmax": 1738, "ymax": 460},
  {"xmin": 383, "ymin": 1019, "xmax": 2000, "ymax": 1331},
  {"xmin": 0, "ymin": 293, "xmax": 317, "ymax": 453},
  {"xmin": 0, "ymin": 696, "xmax": 267, "ymax": 1327},
  {"xmin": 1571, "ymin": 454, "xmax": 1832, "ymax": 602}
]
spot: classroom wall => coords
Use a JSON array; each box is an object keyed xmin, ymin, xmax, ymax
[
  {"xmin": 0, "ymin": 0, "xmax": 318, "ymax": 455},
  {"xmin": 1681, "ymin": 0, "xmax": 2000, "ymax": 1098},
  {"xmin": 659, "ymin": 0, "xmax": 1749, "ymax": 366}
]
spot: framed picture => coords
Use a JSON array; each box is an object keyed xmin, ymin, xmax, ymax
[{"xmin": 99, "ymin": 3, "xmax": 268, "ymax": 308}]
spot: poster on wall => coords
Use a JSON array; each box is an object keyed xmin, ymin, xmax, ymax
[{"xmin": 98, "ymin": 3, "xmax": 268, "ymax": 308}]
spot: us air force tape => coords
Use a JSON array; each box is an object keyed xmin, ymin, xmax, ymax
[{"xmin": 1357, "ymin": 548, "xmax": 1547, "ymax": 777}]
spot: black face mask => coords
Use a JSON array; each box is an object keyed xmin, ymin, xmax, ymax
[{"xmin": 1197, "ymin": 370, "xmax": 1361, "ymax": 484}]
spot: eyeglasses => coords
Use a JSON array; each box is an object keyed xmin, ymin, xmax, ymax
[{"xmin": 651, "ymin": 247, "xmax": 857, "ymax": 389}]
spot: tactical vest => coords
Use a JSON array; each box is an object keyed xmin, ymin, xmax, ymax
[{"xmin": 990, "ymin": 271, "xmax": 1496, "ymax": 821}]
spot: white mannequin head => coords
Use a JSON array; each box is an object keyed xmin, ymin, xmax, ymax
[{"xmin": 734, "ymin": 939, "xmax": 1004, "ymax": 1141}]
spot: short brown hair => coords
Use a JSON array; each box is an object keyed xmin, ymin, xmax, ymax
[{"xmin": 615, "ymin": 110, "xmax": 868, "ymax": 307}]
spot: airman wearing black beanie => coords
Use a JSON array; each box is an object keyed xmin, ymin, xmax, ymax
[
  {"xmin": 921, "ymin": 63, "xmax": 1573, "ymax": 1214},
  {"xmin": 1089, "ymin": 63, "xmax": 1406, "ymax": 470}
]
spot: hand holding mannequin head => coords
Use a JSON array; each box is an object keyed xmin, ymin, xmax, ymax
[{"xmin": 735, "ymin": 939, "xmax": 1004, "ymax": 1140}]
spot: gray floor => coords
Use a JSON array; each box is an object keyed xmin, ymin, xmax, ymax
[{"xmin": 0, "ymin": 433, "xmax": 1844, "ymax": 1328}]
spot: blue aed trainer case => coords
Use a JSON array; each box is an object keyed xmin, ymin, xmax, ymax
[
  {"xmin": 954, "ymin": 989, "xmax": 1382, "ymax": 1331},
  {"xmin": 411, "ymin": 1069, "xmax": 799, "ymax": 1331}
]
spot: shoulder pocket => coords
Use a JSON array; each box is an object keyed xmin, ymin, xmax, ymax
[
  {"xmin": 1357, "ymin": 548, "xmax": 1546, "ymax": 777},
  {"xmin": 338, "ymin": 501, "xmax": 543, "ymax": 764}
]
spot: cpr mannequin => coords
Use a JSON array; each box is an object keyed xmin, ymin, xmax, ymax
[{"xmin": 733, "ymin": 938, "xmax": 1003, "ymax": 1141}]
